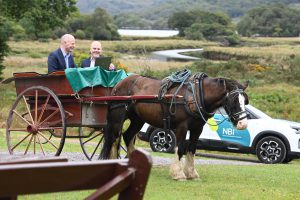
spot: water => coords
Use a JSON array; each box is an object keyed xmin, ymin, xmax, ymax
[
  {"xmin": 118, "ymin": 29, "xmax": 202, "ymax": 61},
  {"xmin": 118, "ymin": 29, "xmax": 179, "ymax": 37},
  {"xmin": 151, "ymin": 49, "xmax": 203, "ymax": 61}
]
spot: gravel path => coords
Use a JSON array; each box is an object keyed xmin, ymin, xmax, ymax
[{"xmin": 0, "ymin": 151, "xmax": 260, "ymax": 166}]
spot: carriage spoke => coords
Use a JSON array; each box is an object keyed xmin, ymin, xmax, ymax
[
  {"xmin": 11, "ymin": 133, "xmax": 32, "ymax": 151},
  {"xmin": 37, "ymin": 94, "xmax": 51, "ymax": 124},
  {"xmin": 9, "ymin": 128, "xmax": 29, "ymax": 131},
  {"xmin": 33, "ymin": 134, "xmax": 36, "ymax": 154},
  {"xmin": 7, "ymin": 86, "xmax": 66, "ymax": 157},
  {"xmin": 24, "ymin": 134, "xmax": 34, "ymax": 155},
  {"xmin": 39, "ymin": 108, "xmax": 60, "ymax": 126},
  {"xmin": 90, "ymin": 135, "xmax": 104, "ymax": 159},
  {"xmin": 35, "ymin": 90, "xmax": 38, "ymax": 122},
  {"xmin": 36, "ymin": 134, "xmax": 45, "ymax": 156},
  {"xmin": 82, "ymin": 131, "xmax": 100, "ymax": 145},
  {"xmin": 12, "ymin": 110, "xmax": 32, "ymax": 126},
  {"xmin": 38, "ymin": 131, "xmax": 58, "ymax": 150},
  {"xmin": 23, "ymin": 95, "xmax": 34, "ymax": 124},
  {"xmin": 120, "ymin": 144, "xmax": 127, "ymax": 152}
]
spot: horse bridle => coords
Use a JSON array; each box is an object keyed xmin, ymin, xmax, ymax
[{"xmin": 223, "ymin": 88, "xmax": 248, "ymax": 122}]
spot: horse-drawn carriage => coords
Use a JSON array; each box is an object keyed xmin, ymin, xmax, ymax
[
  {"xmin": 6, "ymin": 69, "xmax": 128, "ymax": 160},
  {"xmin": 5, "ymin": 69, "xmax": 178, "ymax": 160},
  {"xmin": 5, "ymin": 67, "xmax": 249, "ymax": 180}
]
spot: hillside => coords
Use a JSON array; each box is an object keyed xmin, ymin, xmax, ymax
[{"xmin": 76, "ymin": 0, "xmax": 299, "ymax": 18}]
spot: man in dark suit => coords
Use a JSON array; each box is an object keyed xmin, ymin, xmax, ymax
[
  {"xmin": 81, "ymin": 41, "xmax": 116, "ymax": 70},
  {"xmin": 47, "ymin": 34, "xmax": 76, "ymax": 73}
]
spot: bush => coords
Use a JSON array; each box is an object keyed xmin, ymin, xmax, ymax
[
  {"xmin": 73, "ymin": 51, "xmax": 90, "ymax": 67},
  {"xmin": 224, "ymin": 34, "xmax": 241, "ymax": 46},
  {"xmin": 0, "ymin": 17, "xmax": 11, "ymax": 81},
  {"xmin": 10, "ymin": 23, "xmax": 28, "ymax": 41},
  {"xmin": 53, "ymin": 27, "xmax": 69, "ymax": 38},
  {"xmin": 74, "ymin": 29, "xmax": 86, "ymax": 39},
  {"xmin": 184, "ymin": 23, "xmax": 204, "ymax": 40},
  {"xmin": 93, "ymin": 28, "xmax": 112, "ymax": 40}
]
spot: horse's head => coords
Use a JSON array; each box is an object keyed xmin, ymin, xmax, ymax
[{"xmin": 223, "ymin": 80, "xmax": 249, "ymax": 130}]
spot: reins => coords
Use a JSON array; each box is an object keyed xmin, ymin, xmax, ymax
[{"xmin": 190, "ymin": 78, "xmax": 247, "ymax": 126}]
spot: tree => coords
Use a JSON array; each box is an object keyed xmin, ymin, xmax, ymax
[
  {"xmin": 114, "ymin": 13, "xmax": 150, "ymax": 29},
  {"xmin": 168, "ymin": 11, "xmax": 195, "ymax": 36},
  {"xmin": 237, "ymin": 4, "xmax": 300, "ymax": 37},
  {"xmin": 68, "ymin": 8, "xmax": 120, "ymax": 40},
  {"xmin": 169, "ymin": 9, "xmax": 238, "ymax": 43},
  {"xmin": 2, "ymin": 0, "xmax": 78, "ymax": 38},
  {"xmin": 0, "ymin": 16, "xmax": 10, "ymax": 80}
]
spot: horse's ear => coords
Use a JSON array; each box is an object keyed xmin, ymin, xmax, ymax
[
  {"xmin": 242, "ymin": 80, "xmax": 250, "ymax": 90},
  {"xmin": 218, "ymin": 78, "xmax": 225, "ymax": 87}
]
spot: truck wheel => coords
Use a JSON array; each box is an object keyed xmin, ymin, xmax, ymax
[
  {"xmin": 256, "ymin": 136, "xmax": 286, "ymax": 164},
  {"xmin": 149, "ymin": 128, "xmax": 176, "ymax": 153}
]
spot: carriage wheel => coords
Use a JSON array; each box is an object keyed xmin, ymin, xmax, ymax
[
  {"xmin": 79, "ymin": 127, "xmax": 104, "ymax": 161},
  {"xmin": 79, "ymin": 127, "xmax": 128, "ymax": 160},
  {"xmin": 6, "ymin": 86, "xmax": 66, "ymax": 157}
]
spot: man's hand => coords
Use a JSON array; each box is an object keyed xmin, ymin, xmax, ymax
[{"xmin": 109, "ymin": 63, "xmax": 116, "ymax": 71}]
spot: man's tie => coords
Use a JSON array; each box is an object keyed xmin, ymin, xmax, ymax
[{"xmin": 65, "ymin": 54, "xmax": 70, "ymax": 69}]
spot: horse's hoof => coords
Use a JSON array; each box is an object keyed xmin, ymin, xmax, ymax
[
  {"xmin": 183, "ymin": 168, "xmax": 200, "ymax": 180},
  {"xmin": 172, "ymin": 174, "xmax": 187, "ymax": 181},
  {"xmin": 170, "ymin": 171, "xmax": 187, "ymax": 181},
  {"xmin": 173, "ymin": 177, "xmax": 187, "ymax": 181}
]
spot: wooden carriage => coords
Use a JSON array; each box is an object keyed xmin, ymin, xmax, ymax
[
  {"xmin": 6, "ymin": 71, "xmax": 114, "ymax": 160},
  {"xmin": 6, "ymin": 69, "xmax": 180, "ymax": 160}
]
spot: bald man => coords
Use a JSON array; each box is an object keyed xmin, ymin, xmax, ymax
[
  {"xmin": 81, "ymin": 41, "xmax": 116, "ymax": 70},
  {"xmin": 47, "ymin": 34, "xmax": 76, "ymax": 73}
]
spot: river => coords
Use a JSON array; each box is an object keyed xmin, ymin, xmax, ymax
[
  {"xmin": 151, "ymin": 48, "xmax": 202, "ymax": 61},
  {"xmin": 118, "ymin": 29, "xmax": 202, "ymax": 61},
  {"xmin": 118, "ymin": 29, "xmax": 179, "ymax": 37}
]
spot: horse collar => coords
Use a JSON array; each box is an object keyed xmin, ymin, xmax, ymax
[
  {"xmin": 197, "ymin": 76, "xmax": 215, "ymax": 117},
  {"xmin": 184, "ymin": 73, "xmax": 215, "ymax": 119}
]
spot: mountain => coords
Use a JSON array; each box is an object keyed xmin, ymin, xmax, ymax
[
  {"xmin": 76, "ymin": 0, "xmax": 300, "ymax": 28},
  {"xmin": 77, "ymin": 0, "xmax": 299, "ymax": 17}
]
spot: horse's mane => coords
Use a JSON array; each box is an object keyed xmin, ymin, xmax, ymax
[{"xmin": 222, "ymin": 78, "xmax": 244, "ymax": 90}]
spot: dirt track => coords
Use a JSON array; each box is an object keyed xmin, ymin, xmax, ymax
[{"xmin": 0, "ymin": 151, "xmax": 260, "ymax": 166}]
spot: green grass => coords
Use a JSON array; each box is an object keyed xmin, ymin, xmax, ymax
[
  {"xmin": 17, "ymin": 164, "xmax": 300, "ymax": 200},
  {"xmin": 1, "ymin": 37, "xmax": 300, "ymax": 199},
  {"xmin": 2, "ymin": 128, "xmax": 300, "ymax": 199}
]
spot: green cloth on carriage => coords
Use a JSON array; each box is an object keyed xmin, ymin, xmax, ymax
[{"xmin": 65, "ymin": 66, "xmax": 129, "ymax": 92}]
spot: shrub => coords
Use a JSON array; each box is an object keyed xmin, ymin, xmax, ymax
[
  {"xmin": 53, "ymin": 27, "xmax": 69, "ymax": 38},
  {"xmin": 224, "ymin": 34, "xmax": 241, "ymax": 46},
  {"xmin": 74, "ymin": 29, "xmax": 86, "ymax": 39},
  {"xmin": 184, "ymin": 23, "xmax": 204, "ymax": 40}
]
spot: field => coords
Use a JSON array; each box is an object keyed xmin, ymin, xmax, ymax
[{"xmin": 1, "ymin": 37, "xmax": 300, "ymax": 199}]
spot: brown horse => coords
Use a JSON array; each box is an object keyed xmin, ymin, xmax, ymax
[{"xmin": 100, "ymin": 73, "xmax": 249, "ymax": 180}]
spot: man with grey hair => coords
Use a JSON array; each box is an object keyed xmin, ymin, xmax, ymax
[{"xmin": 47, "ymin": 34, "xmax": 76, "ymax": 73}]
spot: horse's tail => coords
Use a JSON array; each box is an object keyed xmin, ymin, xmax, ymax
[
  {"xmin": 99, "ymin": 127, "xmax": 112, "ymax": 160},
  {"xmin": 100, "ymin": 103, "xmax": 126, "ymax": 159}
]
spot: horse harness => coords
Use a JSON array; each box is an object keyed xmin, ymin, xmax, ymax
[{"xmin": 109, "ymin": 71, "xmax": 247, "ymax": 130}]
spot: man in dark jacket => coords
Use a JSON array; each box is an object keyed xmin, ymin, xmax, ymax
[
  {"xmin": 47, "ymin": 34, "xmax": 76, "ymax": 73},
  {"xmin": 81, "ymin": 41, "xmax": 116, "ymax": 70}
]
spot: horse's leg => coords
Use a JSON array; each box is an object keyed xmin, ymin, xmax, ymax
[
  {"xmin": 183, "ymin": 127, "xmax": 203, "ymax": 180},
  {"xmin": 170, "ymin": 125, "xmax": 187, "ymax": 180},
  {"xmin": 100, "ymin": 105, "xmax": 127, "ymax": 159},
  {"xmin": 122, "ymin": 116, "xmax": 144, "ymax": 157}
]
